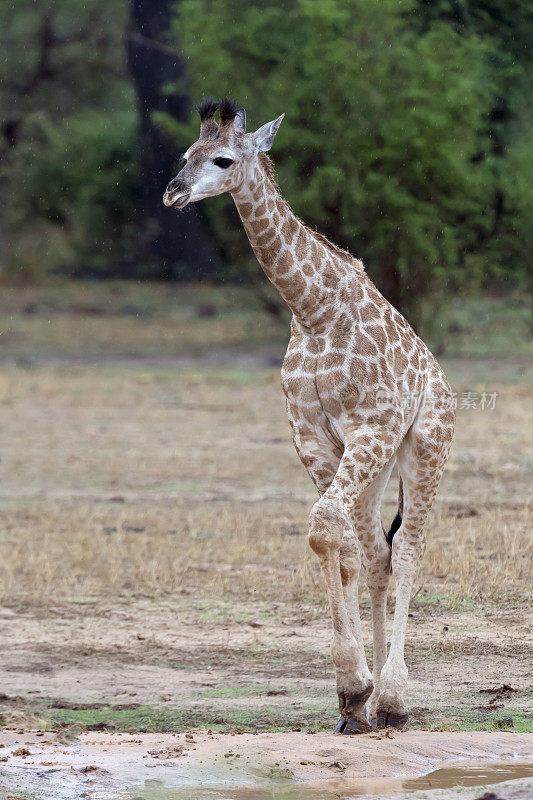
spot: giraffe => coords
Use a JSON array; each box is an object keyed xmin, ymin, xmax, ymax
[{"xmin": 163, "ymin": 98, "xmax": 455, "ymax": 734}]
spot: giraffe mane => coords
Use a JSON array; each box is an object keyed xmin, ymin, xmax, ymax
[
  {"xmin": 312, "ymin": 230, "xmax": 364, "ymax": 271},
  {"xmin": 258, "ymin": 153, "xmax": 365, "ymax": 273}
]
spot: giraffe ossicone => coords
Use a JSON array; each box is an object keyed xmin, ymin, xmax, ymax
[{"xmin": 164, "ymin": 98, "xmax": 455, "ymax": 734}]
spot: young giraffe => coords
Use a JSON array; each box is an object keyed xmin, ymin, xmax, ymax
[{"xmin": 164, "ymin": 98, "xmax": 455, "ymax": 733}]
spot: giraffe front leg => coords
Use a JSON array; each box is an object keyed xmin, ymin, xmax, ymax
[
  {"xmin": 336, "ymin": 525, "xmax": 373, "ymax": 733},
  {"xmin": 368, "ymin": 577, "xmax": 390, "ymax": 718},
  {"xmin": 361, "ymin": 498, "xmax": 395, "ymax": 718},
  {"xmin": 309, "ymin": 495, "xmax": 373, "ymax": 734},
  {"xmin": 313, "ymin": 425, "xmax": 402, "ymax": 733},
  {"xmin": 353, "ymin": 460, "xmax": 396, "ymax": 717}
]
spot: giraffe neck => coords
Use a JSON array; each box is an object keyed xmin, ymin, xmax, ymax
[{"xmin": 232, "ymin": 154, "xmax": 356, "ymax": 331}]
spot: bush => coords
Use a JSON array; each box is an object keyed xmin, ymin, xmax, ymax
[
  {"xmin": 165, "ymin": 0, "xmax": 495, "ymax": 325},
  {"xmin": 6, "ymin": 109, "xmax": 140, "ymax": 279}
]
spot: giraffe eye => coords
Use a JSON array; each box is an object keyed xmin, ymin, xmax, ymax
[{"xmin": 213, "ymin": 157, "xmax": 234, "ymax": 169}]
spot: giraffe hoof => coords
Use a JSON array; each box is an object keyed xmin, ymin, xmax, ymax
[
  {"xmin": 334, "ymin": 715, "xmax": 346, "ymax": 734},
  {"xmin": 338, "ymin": 683, "xmax": 373, "ymax": 717},
  {"xmin": 334, "ymin": 716, "xmax": 371, "ymax": 735},
  {"xmin": 375, "ymin": 710, "xmax": 409, "ymax": 729}
]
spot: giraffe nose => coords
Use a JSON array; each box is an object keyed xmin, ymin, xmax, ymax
[{"xmin": 166, "ymin": 177, "xmax": 187, "ymax": 195}]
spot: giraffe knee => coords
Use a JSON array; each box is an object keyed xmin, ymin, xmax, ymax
[{"xmin": 308, "ymin": 494, "xmax": 346, "ymax": 557}]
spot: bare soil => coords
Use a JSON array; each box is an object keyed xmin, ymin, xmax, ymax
[{"xmin": 0, "ymin": 592, "xmax": 531, "ymax": 735}]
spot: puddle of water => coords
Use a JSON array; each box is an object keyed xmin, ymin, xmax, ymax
[
  {"xmin": 403, "ymin": 759, "xmax": 533, "ymax": 791},
  {"xmin": 90, "ymin": 759, "xmax": 533, "ymax": 799},
  {"xmin": 2, "ymin": 757, "xmax": 532, "ymax": 800}
]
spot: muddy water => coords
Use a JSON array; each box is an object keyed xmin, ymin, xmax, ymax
[
  {"xmin": 2, "ymin": 758, "xmax": 533, "ymax": 800},
  {"xmin": 1, "ymin": 731, "xmax": 532, "ymax": 800},
  {"xmin": 125, "ymin": 761, "xmax": 533, "ymax": 799},
  {"xmin": 403, "ymin": 759, "xmax": 533, "ymax": 791},
  {"xmin": 113, "ymin": 762, "xmax": 533, "ymax": 800}
]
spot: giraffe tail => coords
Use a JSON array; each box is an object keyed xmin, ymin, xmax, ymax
[{"xmin": 385, "ymin": 476, "xmax": 403, "ymax": 548}]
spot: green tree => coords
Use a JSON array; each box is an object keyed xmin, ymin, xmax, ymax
[
  {"xmin": 25, "ymin": 109, "xmax": 140, "ymax": 275},
  {"xmin": 167, "ymin": 0, "xmax": 493, "ymax": 325},
  {"xmin": 0, "ymin": 0, "xmax": 136, "ymax": 279},
  {"xmin": 412, "ymin": 1, "xmax": 533, "ymax": 288}
]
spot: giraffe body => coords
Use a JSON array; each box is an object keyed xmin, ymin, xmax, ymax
[{"xmin": 164, "ymin": 99, "xmax": 455, "ymax": 732}]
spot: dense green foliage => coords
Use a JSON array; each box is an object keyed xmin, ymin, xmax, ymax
[
  {"xmin": 0, "ymin": 0, "xmax": 138, "ymax": 279},
  {"xmin": 0, "ymin": 0, "xmax": 531, "ymax": 317},
  {"xmin": 413, "ymin": 0, "xmax": 533, "ymax": 289},
  {"xmin": 26, "ymin": 110, "xmax": 139, "ymax": 275},
  {"xmin": 169, "ymin": 0, "xmax": 531, "ymax": 320}
]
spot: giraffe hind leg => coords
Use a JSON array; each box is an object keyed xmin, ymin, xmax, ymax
[{"xmin": 376, "ymin": 393, "xmax": 454, "ymax": 728}]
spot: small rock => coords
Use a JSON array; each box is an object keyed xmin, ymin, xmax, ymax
[
  {"xmin": 327, "ymin": 760, "xmax": 347, "ymax": 771},
  {"xmin": 147, "ymin": 745, "xmax": 184, "ymax": 759}
]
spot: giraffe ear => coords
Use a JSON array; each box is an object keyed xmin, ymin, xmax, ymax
[{"xmin": 250, "ymin": 114, "xmax": 284, "ymax": 153}]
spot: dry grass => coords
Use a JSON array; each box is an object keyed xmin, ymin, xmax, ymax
[
  {"xmin": 2, "ymin": 500, "xmax": 531, "ymax": 607},
  {"xmin": 423, "ymin": 506, "xmax": 532, "ymax": 602},
  {"xmin": 0, "ymin": 281, "xmax": 285, "ymax": 361},
  {"xmin": 0, "ymin": 362, "xmax": 531, "ymax": 608},
  {"xmin": 0, "ymin": 284, "xmax": 531, "ymax": 734}
]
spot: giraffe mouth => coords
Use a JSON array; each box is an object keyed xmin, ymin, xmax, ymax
[{"xmin": 163, "ymin": 190, "xmax": 191, "ymax": 209}]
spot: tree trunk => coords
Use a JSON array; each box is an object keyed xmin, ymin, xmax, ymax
[{"xmin": 126, "ymin": 0, "xmax": 221, "ymax": 279}]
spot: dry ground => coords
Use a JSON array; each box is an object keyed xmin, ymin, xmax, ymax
[{"xmin": 0, "ymin": 283, "xmax": 531, "ymax": 737}]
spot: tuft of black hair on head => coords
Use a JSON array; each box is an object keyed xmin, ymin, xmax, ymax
[
  {"xmin": 219, "ymin": 96, "xmax": 239, "ymax": 124},
  {"xmin": 196, "ymin": 97, "xmax": 220, "ymax": 122}
]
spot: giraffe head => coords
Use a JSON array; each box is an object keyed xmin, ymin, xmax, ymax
[{"xmin": 163, "ymin": 98, "xmax": 284, "ymax": 209}]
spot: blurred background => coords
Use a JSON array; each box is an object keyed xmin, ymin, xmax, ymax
[
  {"xmin": 1, "ymin": 0, "xmax": 532, "ymax": 343},
  {"xmin": 0, "ymin": 0, "xmax": 531, "ymax": 737}
]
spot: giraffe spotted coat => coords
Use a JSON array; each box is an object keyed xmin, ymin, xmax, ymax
[{"xmin": 164, "ymin": 99, "xmax": 455, "ymax": 733}]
